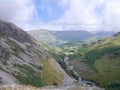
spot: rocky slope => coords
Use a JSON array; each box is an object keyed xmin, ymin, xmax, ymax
[{"xmin": 0, "ymin": 20, "xmax": 73, "ymax": 87}]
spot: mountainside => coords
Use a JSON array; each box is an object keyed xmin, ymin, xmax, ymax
[
  {"xmin": 95, "ymin": 31, "xmax": 116, "ymax": 37},
  {"xmin": 54, "ymin": 30, "xmax": 92, "ymax": 41},
  {"xmin": 27, "ymin": 30, "xmax": 66, "ymax": 47},
  {"xmin": 0, "ymin": 21, "xmax": 35, "ymax": 44},
  {"xmin": 66, "ymin": 32, "xmax": 120, "ymax": 90},
  {"xmin": 0, "ymin": 20, "xmax": 73, "ymax": 87}
]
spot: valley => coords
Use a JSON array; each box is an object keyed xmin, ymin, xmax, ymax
[
  {"xmin": 0, "ymin": 20, "xmax": 105, "ymax": 90},
  {"xmin": 1, "ymin": 0, "xmax": 120, "ymax": 89},
  {"xmin": 0, "ymin": 20, "xmax": 119, "ymax": 90},
  {"xmin": 29, "ymin": 29, "xmax": 120, "ymax": 90}
]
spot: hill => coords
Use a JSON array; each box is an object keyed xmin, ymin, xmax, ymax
[
  {"xmin": 66, "ymin": 32, "xmax": 120, "ymax": 90},
  {"xmin": 0, "ymin": 20, "xmax": 73, "ymax": 87},
  {"xmin": 27, "ymin": 30, "xmax": 66, "ymax": 47},
  {"xmin": 95, "ymin": 31, "xmax": 116, "ymax": 37},
  {"xmin": 54, "ymin": 30, "xmax": 92, "ymax": 41}
]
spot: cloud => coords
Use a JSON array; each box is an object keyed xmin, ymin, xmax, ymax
[
  {"xmin": 0, "ymin": 0, "xmax": 39, "ymax": 30},
  {"xmin": 100, "ymin": 0, "xmax": 120, "ymax": 31},
  {"xmin": 52, "ymin": 0, "xmax": 120, "ymax": 31},
  {"xmin": 38, "ymin": 0, "xmax": 53, "ymax": 15},
  {"xmin": 0, "ymin": 0, "xmax": 120, "ymax": 31}
]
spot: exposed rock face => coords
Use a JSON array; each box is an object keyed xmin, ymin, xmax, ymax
[
  {"xmin": 0, "ymin": 20, "xmax": 67, "ymax": 87},
  {"xmin": 0, "ymin": 20, "xmax": 35, "ymax": 44},
  {"xmin": 0, "ymin": 70, "xmax": 18, "ymax": 85}
]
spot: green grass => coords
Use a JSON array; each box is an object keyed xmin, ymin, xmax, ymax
[
  {"xmin": 42, "ymin": 58, "xmax": 64, "ymax": 85},
  {"xmin": 63, "ymin": 35, "xmax": 120, "ymax": 90},
  {"xmin": 14, "ymin": 64, "xmax": 45, "ymax": 87},
  {"xmin": 83, "ymin": 46, "xmax": 120, "ymax": 66},
  {"xmin": 88, "ymin": 56, "xmax": 120, "ymax": 87}
]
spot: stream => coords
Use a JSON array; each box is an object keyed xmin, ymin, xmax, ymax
[{"xmin": 62, "ymin": 57, "xmax": 105, "ymax": 90}]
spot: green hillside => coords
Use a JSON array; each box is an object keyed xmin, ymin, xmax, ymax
[
  {"xmin": 27, "ymin": 30, "xmax": 67, "ymax": 47},
  {"xmin": 67, "ymin": 35, "xmax": 120, "ymax": 90}
]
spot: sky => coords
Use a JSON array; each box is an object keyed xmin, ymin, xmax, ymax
[{"xmin": 0, "ymin": 0, "xmax": 120, "ymax": 31}]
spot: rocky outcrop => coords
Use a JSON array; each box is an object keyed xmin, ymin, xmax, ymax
[{"xmin": 0, "ymin": 20, "xmax": 35, "ymax": 44}]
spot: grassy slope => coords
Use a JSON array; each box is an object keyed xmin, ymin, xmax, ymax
[
  {"xmin": 14, "ymin": 65, "xmax": 44, "ymax": 87},
  {"xmin": 42, "ymin": 58, "xmax": 64, "ymax": 85},
  {"xmin": 69, "ymin": 36, "xmax": 120, "ymax": 90},
  {"xmin": 89, "ymin": 56, "xmax": 120, "ymax": 87}
]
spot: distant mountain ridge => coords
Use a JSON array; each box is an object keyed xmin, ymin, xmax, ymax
[
  {"xmin": 28, "ymin": 30, "xmax": 116, "ymax": 47},
  {"xmin": 54, "ymin": 30, "xmax": 93, "ymax": 41},
  {"xmin": 95, "ymin": 31, "xmax": 117, "ymax": 36}
]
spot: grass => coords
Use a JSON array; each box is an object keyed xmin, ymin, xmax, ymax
[
  {"xmin": 83, "ymin": 45, "xmax": 120, "ymax": 66},
  {"xmin": 62, "ymin": 35, "xmax": 120, "ymax": 90},
  {"xmin": 85, "ymin": 56, "xmax": 120, "ymax": 89},
  {"xmin": 42, "ymin": 58, "xmax": 64, "ymax": 85},
  {"xmin": 14, "ymin": 64, "xmax": 45, "ymax": 87}
]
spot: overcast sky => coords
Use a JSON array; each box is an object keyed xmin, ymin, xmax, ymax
[{"xmin": 0, "ymin": 0, "xmax": 120, "ymax": 31}]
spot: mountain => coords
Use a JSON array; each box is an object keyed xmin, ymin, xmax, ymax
[
  {"xmin": 95, "ymin": 31, "xmax": 116, "ymax": 37},
  {"xmin": 0, "ymin": 20, "xmax": 74, "ymax": 87},
  {"xmin": 28, "ymin": 30, "xmax": 116, "ymax": 47},
  {"xmin": 113, "ymin": 32, "xmax": 120, "ymax": 36},
  {"xmin": 54, "ymin": 30, "xmax": 92, "ymax": 41},
  {"xmin": 66, "ymin": 32, "xmax": 120, "ymax": 90},
  {"xmin": 27, "ymin": 30, "xmax": 66, "ymax": 47}
]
